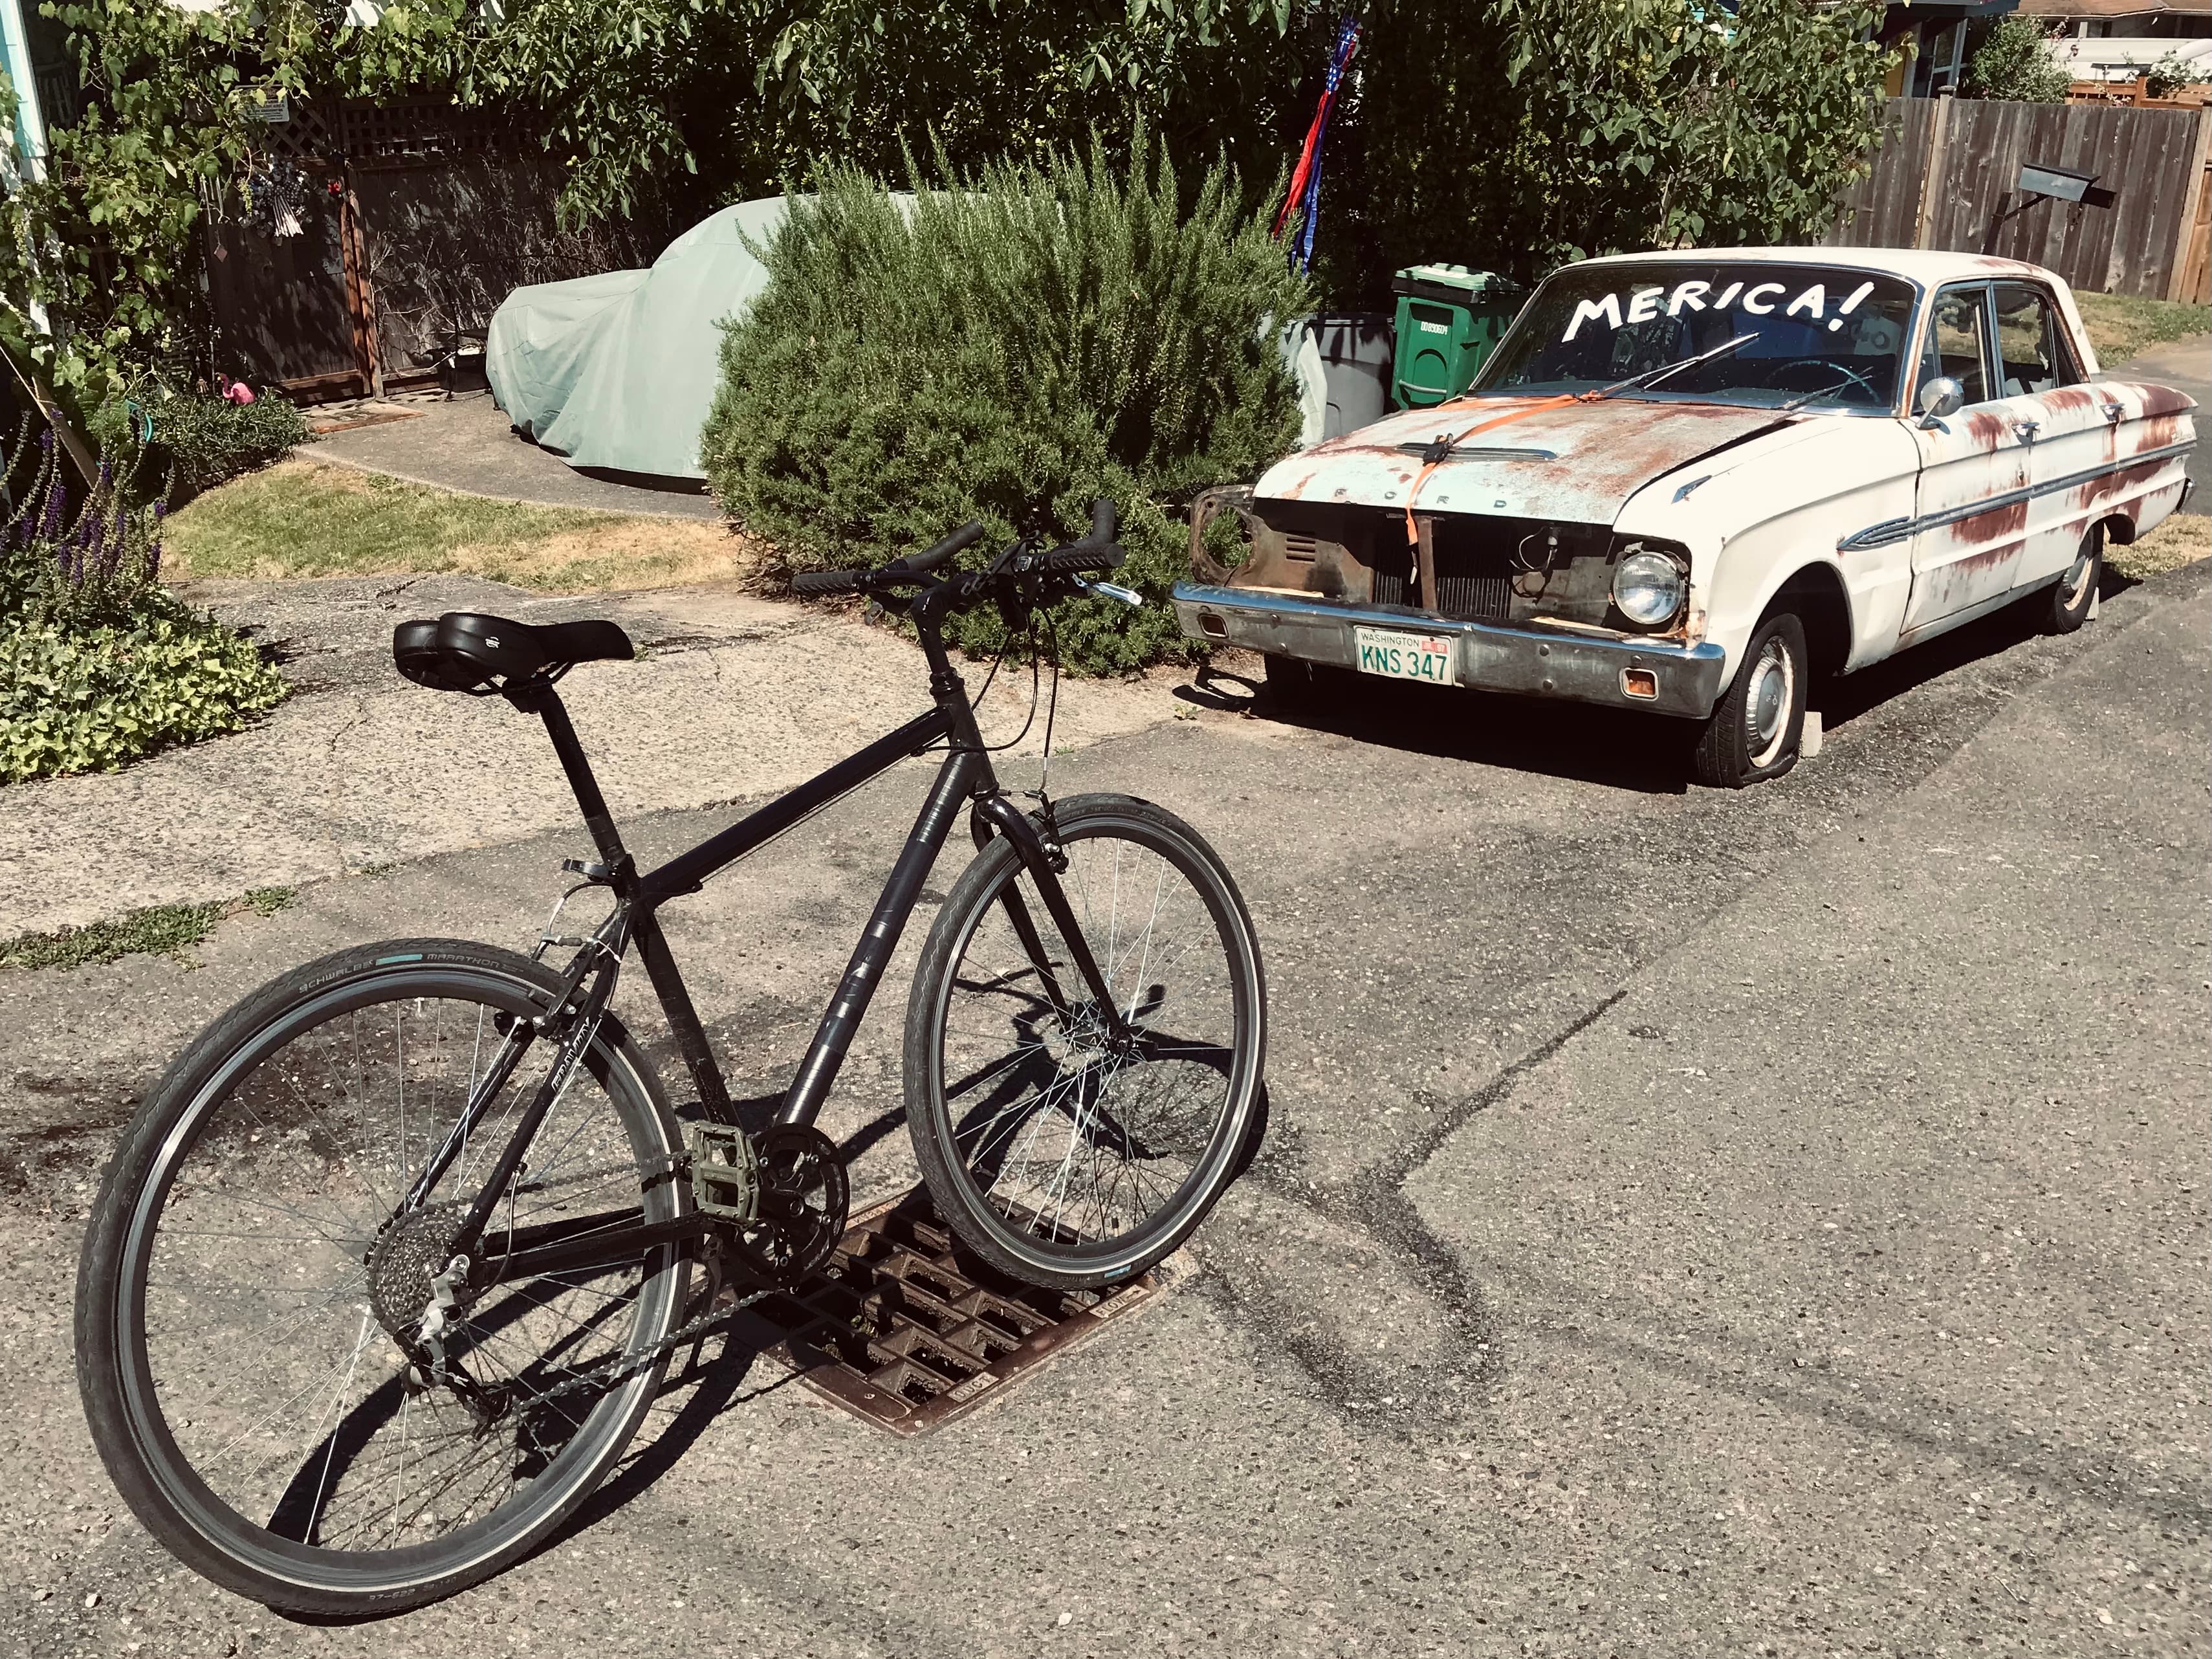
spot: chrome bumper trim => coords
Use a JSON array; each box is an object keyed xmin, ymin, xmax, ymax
[{"xmin": 1171, "ymin": 583, "xmax": 1729, "ymax": 718}]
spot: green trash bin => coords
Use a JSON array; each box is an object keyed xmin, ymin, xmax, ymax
[{"xmin": 1390, "ymin": 265, "xmax": 1522, "ymax": 410}]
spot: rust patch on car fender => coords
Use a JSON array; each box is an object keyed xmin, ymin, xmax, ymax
[
  {"xmin": 1948, "ymin": 496, "xmax": 2030, "ymax": 546},
  {"xmin": 2134, "ymin": 413, "xmax": 2184, "ymax": 454},
  {"xmin": 2041, "ymin": 386, "xmax": 2096, "ymax": 415},
  {"xmin": 2077, "ymin": 456, "xmax": 2167, "ymax": 515},
  {"xmin": 2134, "ymin": 384, "xmax": 2194, "ymax": 421},
  {"xmin": 1961, "ymin": 410, "xmax": 2008, "ymax": 448}
]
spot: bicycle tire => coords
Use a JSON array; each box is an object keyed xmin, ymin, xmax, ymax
[
  {"xmin": 903, "ymin": 794, "xmax": 1265, "ymax": 1290},
  {"xmin": 75, "ymin": 938, "xmax": 690, "ymax": 1616}
]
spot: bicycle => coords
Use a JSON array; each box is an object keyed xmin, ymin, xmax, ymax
[{"xmin": 74, "ymin": 501, "xmax": 1267, "ymax": 1616}]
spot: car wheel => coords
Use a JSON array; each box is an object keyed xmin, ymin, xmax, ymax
[
  {"xmin": 2041, "ymin": 524, "xmax": 2102, "ymax": 636},
  {"xmin": 1263, "ymin": 652, "xmax": 1342, "ymax": 714},
  {"xmin": 1691, "ymin": 611, "xmax": 1808, "ymax": 789}
]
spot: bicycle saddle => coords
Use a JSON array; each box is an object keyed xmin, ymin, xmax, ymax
[{"xmin": 393, "ymin": 611, "xmax": 634, "ymax": 695}]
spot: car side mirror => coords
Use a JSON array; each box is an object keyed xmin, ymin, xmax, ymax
[{"xmin": 1916, "ymin": 376, "xmax": 1965, "ymax": 427}]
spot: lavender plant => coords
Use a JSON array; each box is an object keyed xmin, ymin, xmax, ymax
[
  {"xmin": 1, "ymin": 415, "xmax": 287, "ymax": 784},
  {"xmin": 1, "ymin": 417, "xmax": 169, "ymax": 626}
]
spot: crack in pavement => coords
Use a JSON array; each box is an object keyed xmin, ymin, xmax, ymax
[{"xmin": 1177, "ymin": 566, "xmax": 2207, "ymax": 1442}]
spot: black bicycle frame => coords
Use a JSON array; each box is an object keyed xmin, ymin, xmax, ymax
[{"xmin": 426, "ymin": 609, "xmax": 1124, "ymax": 1290}]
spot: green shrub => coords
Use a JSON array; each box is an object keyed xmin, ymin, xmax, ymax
[
  {"xmin": 700, "ymin": 137, "xmax": 1309, "ymax": 674},
  {"xmin": 1, "ymin": 419, "xmax": 289, "ymax": 783},
  {"xmin": 89, "ymin": 389, "xmax": 311, "ymax": 500},
  {"xmin": 1964, "ymin": 18, "xmax": 2072, "ymax": 103},
  {"xmin": 0, "ymin": 604, "xmax": 288, "ymax": 783}
]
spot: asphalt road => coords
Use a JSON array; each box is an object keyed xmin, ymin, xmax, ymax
[{"xmin": 3, "ymin": 560, "xmax": 2206, "ymax": 1657}]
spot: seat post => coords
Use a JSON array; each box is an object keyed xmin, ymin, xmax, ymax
[{"xmin": 510, "ymin": 681, "xmax": 626, "ymax": 866}]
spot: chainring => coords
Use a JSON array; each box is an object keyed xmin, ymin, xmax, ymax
[{"xmin": 736, "ymin": 1125, "xmax": 849, "ymax": 1282}]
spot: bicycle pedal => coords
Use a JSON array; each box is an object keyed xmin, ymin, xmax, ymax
[{"xmin": 688, "ymin": 1123, "xmax": 759, "ymax": 1222}]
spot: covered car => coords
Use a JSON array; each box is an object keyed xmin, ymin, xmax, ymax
[
  {"xmin": 485, "ymin": 196, "xmax": 791, "ymax": 481},
  {"xmin": 1174, "ymin": 248, "xmax": 2195, "ymax": 786}
]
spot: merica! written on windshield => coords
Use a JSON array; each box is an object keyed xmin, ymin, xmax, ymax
[{"xmin": 1473, "ymin": 262, "xmax": 1920, "ymax": 411}]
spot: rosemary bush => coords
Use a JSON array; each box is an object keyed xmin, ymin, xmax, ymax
[{"xmin": 700, "ymin": 137, "xmax": 1309, "ymax": 673}]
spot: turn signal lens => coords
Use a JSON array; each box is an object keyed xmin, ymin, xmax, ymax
[{"xmin": 1612, "ymin": 549, "xmax": 1687, "ymax": 628}]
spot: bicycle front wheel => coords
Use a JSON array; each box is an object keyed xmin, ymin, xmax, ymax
[
  {"xmin": 904, "ymin": 793, "xmax": 1265, "ymax": 1289},
  {"xmin": 75, "ymin": 939, "xmax": 690, "ymax": 1616}
]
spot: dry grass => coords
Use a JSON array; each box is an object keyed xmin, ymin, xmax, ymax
[
  {"xmin": 2074, "ymin": 291, "xmax": 2209, "ymax": 366},
  {"xmin": 164, "ymin": 458, "xmax": 760, "ymax": 593},
  {"xmin": 2110, "ymin": 511, "xmax": 2209, "ymax": 582}
]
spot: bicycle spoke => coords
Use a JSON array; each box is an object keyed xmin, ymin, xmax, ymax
[
  {"xmin": 934, "ymin": 824, "xmax": 1244, "ymax": 1257},
  {"xmin": 128, "ymin": 976, "xmax": 677, "ymax": 1570}
]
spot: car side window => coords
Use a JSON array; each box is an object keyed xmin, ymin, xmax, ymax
[
  {"xmin": 1993, "ymin": 281, "xmax": 2081, "ymax": 395},
  {"xmin": 1919, "ymin": 285, "xmax": 1993, "ymax": 406}
]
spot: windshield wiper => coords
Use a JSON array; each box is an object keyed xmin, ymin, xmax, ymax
[{"xmin": 1597, "ymin": 331, "xmax": 1759, "ymax": 399}]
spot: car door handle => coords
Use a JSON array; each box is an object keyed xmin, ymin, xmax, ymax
[
  {"xmin": 2011, "ymin": 419, "xmax": 2041, "ymax": 443},
  {"xmin": 2100, "ymin": 401, "xmax": 2125, "ymax": 425}
]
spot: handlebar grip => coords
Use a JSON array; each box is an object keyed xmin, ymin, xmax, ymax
[
  {"xmin": 1037, "ymin": 544, "xmax": 1125, "ymax": 577},
  {"xmin": 894, "ymin": 520, "xmax": 987, "ymax": 575},
  {"xmin": 791, "ymin": 568, "xmax": 867, "ymax": 596}
]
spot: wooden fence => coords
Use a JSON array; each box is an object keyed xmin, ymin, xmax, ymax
[
  {"xmin": 206, "ymin": 99, "xmax": 668, "ymax": 401},
  {"xmin": 1826, "ymin": 96, "xmax": 2212, "ymax": 304}
]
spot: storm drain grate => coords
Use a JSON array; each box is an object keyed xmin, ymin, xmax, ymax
[{"xmin": 727, "ymin": 1189, "xmax": 1165, "ymax": 1436}]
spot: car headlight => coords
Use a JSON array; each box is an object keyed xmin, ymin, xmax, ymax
[{"xmin": 1612, "ymin": 547, "xmax": 1687, "ymax": 628}]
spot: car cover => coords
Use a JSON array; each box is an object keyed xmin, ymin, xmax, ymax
[{"xmin": 485, "ymin": 196, "xmax": 793, "ymax": 482}]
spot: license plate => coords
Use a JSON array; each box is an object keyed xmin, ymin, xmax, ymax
[{"xmin": 1353, "ymin": 627, "xmax": 1454, "ymax": 686}]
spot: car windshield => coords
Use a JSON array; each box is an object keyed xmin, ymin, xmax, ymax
[{"xmin": 1473, "ymin": 262, "xmax": 1918, "ymax": 411}]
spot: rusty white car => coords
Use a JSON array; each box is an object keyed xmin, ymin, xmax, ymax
[{"xmin": 1175, "ymin": 249, "xmax": 2196, "ymax": 786}]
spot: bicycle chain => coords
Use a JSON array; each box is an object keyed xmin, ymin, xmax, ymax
[
  {"xmin": 518, "ymin": 1277, "xmax": 783, "ymax": 1410},
  {"xmin": 454, "ymin": 1148, "xmax": 791, "ymax": 1412}
]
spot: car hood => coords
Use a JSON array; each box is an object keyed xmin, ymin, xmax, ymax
[{"xmin": 1253, "ymin": 396, "xmax": 1806, "ymax": 525}]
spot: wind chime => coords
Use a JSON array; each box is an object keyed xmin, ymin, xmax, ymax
[{"xmin": 1271, "ymin": 17, "xmax": 1363, "ymax": 274}]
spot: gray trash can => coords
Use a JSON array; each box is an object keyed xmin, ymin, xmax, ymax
[{"xmin": 1310, "ymin": 313, "xmax": 1394, "ymax": 439}]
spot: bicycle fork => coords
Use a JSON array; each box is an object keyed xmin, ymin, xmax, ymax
[{"xmin": 772, "ymin": 755, "xmax": 1132, "ymax": 1130}]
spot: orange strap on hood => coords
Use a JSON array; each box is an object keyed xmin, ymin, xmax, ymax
[{"xmin": 1402, "ymin": 392, "xmax": 1593, "ymax": 545}]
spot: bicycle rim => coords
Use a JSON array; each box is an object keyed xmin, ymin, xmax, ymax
[
  {"xmin": 97, "ymin": 958, "xmax": 683, "ymax": 1603},
  {"xmin": 916, "ymin": 804, "xmax": 1261, "ymax": 1279}
]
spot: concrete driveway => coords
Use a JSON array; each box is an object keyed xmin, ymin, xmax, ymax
[
  {"xmin": 3, "ymin": 561, "xmax": 2206, "ymax": 1657},
  {"xmin": 2105, "ymin": 338, "xmax": 2209, "ymax": 501}
]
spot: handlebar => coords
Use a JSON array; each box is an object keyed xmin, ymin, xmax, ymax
[{"xmin": 790, "ymin": 500, "xmax": 1125, "ymax": 602}]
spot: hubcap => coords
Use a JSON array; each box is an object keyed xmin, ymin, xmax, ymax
[
  {"xmin": 2061, "ymin": 550, "xmax": 2092, "ymax": 606},
  {"xmin": 1745, "ymin": 635, "xmax": 1795, "ymax": 768}
]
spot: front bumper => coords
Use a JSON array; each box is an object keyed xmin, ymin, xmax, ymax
[{"xmin": 1172, "ymin": 582, "xmax": 1729, "ymax": 719}]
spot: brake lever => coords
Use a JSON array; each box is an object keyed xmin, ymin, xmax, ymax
[{"xmin": 1075, "ymin": 577, "xmax": 1143, "ymax": 609}]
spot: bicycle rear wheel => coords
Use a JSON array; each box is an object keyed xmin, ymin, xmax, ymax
[
  {"xmin": 904, "ymin": 793, "xmax": 1265, "ymax": 1289},
  {"xmin": 75, "ymin": 939, "xmax": 689, "ymax": 1616}
]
